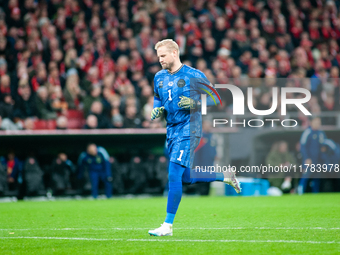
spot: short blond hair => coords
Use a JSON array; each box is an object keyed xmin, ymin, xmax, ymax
[{"xmin": 155, "ymin": 39, "xmax": 180, "ymax": 54}]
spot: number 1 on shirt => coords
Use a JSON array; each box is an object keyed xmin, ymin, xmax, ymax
[
  {"xmin": 168, "ymin": 89, "xmax": 172, "ymax": 101},
  {"xmin": 177, "ymin": 150, "xmax": 184, "ymax": 161}
]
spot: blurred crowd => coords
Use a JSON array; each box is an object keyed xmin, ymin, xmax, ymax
[
  {"xmin": 0, "ymin": 144, "xmax": 169, "ymax": 197},
  {"xmin": 264, "ymin": 117, "xmax": 340, "ymax": 194},
  {"xmin": 0, "ymin": 0, "xmax": 339, "ymax": 130}
]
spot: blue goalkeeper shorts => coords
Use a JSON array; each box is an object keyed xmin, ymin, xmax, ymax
[{"xmin": 167, "ymin": 136, "xmax": 200, "ymax": 168}]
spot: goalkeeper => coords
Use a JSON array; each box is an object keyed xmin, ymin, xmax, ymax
[{"xmin": 148, "ymin": 39, "xmax": 241, "ymax": 237}]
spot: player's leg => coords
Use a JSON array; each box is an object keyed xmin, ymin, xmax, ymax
[
  {"xmin": 182, "ymin": 166, "xmax": 224, "ymax": 184},
  {"xmin": 298, "ymin": 171, "xmax": 310, "ymax": 194},
  {"xmin": 182, "ymin": 166, "xmax": 241, "ymax": 193},
  {"xmin": 164, "ymin": 137, "xmax": 200, "ymax": 226},
  {"xmin": 311, "ymin": 178, "xmax": 320, "ymax": 193},
  {"xmin": 149, "ymin": 161, "xmax": 184, "ymax": 236},
  {"xmin": 166, "ymin": 161, "xmax": 186, "ymax": 222},
  {"xmin": 183, "ymin": 137, "xmax": 241, "ymax": 193},
  {"xmin": 99, "ymin": 172, "xmax": 112, "ymax": 198},
  {"xmin": 89, "ymin": 171, "xmax": 99, "ymax": 198}
]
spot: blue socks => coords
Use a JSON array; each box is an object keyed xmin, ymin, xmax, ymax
[
  {"xmin": 165, "ymin": 213, "xmax": 176, "ymax": 224},
  {"xmin": 166, "ymin": 182, "xmax": 182, "ymax": 224},
  {"xmin": 216, "ymin": 172, "xmax": 224, "ymax": 181},
  {"xmin": 183, "ymin": 167, "xmax": 224, "ymax": 184},
  {"xmin": 165, "ymin": 162, "xmax": 224, "ymax": 224}
]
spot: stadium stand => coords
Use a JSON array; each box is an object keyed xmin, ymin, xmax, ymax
[
  {"xmin": 0, "ymin": 0, "xmax": 340, "ymax": 197},
  {"xmin": 0, "ymin": 0, "xmax": 339, "ymax": 130}
]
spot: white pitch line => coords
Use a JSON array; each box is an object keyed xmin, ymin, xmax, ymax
[
  {"xmin": 0, "ymin": 237, "xmax": 339, "ymax": 244},
  {"xmin": 0, "ymin": 227, "xmax": 339, "ymax": 231},
  {"xmin": 0, "ymin": 237, "xmax": 120, "ymax": 241}
]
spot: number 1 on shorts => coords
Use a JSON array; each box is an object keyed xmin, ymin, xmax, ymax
[{"xmin": 177, "ymin": 150, "xmax": 184, "ymax": 161}]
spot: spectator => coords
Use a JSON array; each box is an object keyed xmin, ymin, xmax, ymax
[
  {"xmin": 84, "ymin": 114, "xmax": 98, "ymax": 129},
  {"xmin": 298, "ymin": 117, "xmax": 326, "ymax": 194},
  {"xmin": 13, "ymin": 84, "xmax": 37, "ymax": 120},
  {"xmin": 50, "ymin": 153, "xmax": 74, "ymax": 195},
  {"xmin": 23, "ymin": 118, "xmax": 35, "ymax": 130},
  {"xmin": 126, "ymin": 156, "xmax": 147, "ymax": 194},
  {"xmin": 64, "ymin": 48, "xmax": 78, "ymax": 71},
  {"xmin": 83, "ymin": 86, "xmax": 101, "ymax": 117},
  {"xmin": 237, "ymin": 51, "xmax": 252, "ymax": 74},
  {"xmin": 0, "ymin": 94, "xmax": 17, "ymax": 130},
  {"xmin": 123, "ymin": 104, "xmax": 143, "ymax": 128},
  {"xmin": 0, "ymin": 0, "xmax": 338, "ymax": 132},
  {"xmin": 50, "ymin": 86, "xmax": 67, "ymax": 114},
  {"xmin": 265, "ymin": 141, "xmax": 298, "ymax": 193},
  {"xmin": 88, "ymin": 101, "xmax": 112, "ymax": 129},
  {"xmin": 35, "ymin": 86, "xmax": 57, "ymax": 120},
  {"xmin": 101, "ymin": 87, "xmax": 113, "ymax": 116},
  {"xmin": 111, "ymin": 39, "xmax": 129, "ymax": 61},
  {"xmin": 47, "ymin": 66, "xmax": 65, "ymax": 89},
  {"xmin": 0, "ymin": 58, "xmax": 8, "ymax": 76},
  {"xmin": 56, "ymin": 116, "xmax": 68, "ymax": 130},
  {"xmin": 24, "ymin": 157, "xmax": 45, "ymax": 196},
  {"xmin": 31, "ymin": 67, "xmax": 48, "ymax": 92},
  {"xmin": 320, "ymin": 139, "xmax": 340, "ymax": 190},
  {"xmin": 63, "ymin": 69, "xmax": 84, "ymax": 110},
  {"xmin": 78, "ymin": 144, "xmax": 112, "ymax": 198},
  {"xmin": 0, "ymin": 74, "xmax": 11, "ymax": 99},
  {"xmin": 111, "ymin": 107, "xmax": 123, "ymax": 128},
  {"xmin": 6, "ymin": 7, "xmax": 24, "ymax": 29},
  {"xmin": 0, "ymin": 151, "xmax": 23, "ymax": 192},
  {"xmin": 96, "ymin": 52, "xmax": 115, "ymax": 80}
]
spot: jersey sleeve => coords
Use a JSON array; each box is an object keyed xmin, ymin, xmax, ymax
[
  {"xmin": 300, "ymin": 128, "xmax": 311, "ymax": 159},
  {"xmin": 153, "ymin": 74, "xmax": 160, "ymax": 99},
  {"xmin": 77, "ymin": 152, "xmax": 87, "ymax": 179},
  {"xmin": 153, "ymin": 74, "xmax": 162, "ymax": 108},
  {"xmin": 193, "ymin": 70, "xmax": 221, "ymax": 107},
  {"xmin": 98, "ymin": 147, "xmax": 111, "ymax": 177}
]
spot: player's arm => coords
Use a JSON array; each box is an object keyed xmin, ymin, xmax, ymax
[
  {"xmin": 151, "ymin": 76, "xmax": 164, "ymax": 120},
  {"xmin": 197, "ymin": 77, "xmax": 221, "ymax": 107},
  {"xmin": 205, "ymin": 85, "xmax": 221, "ymax": 106},
  {"xmin": 178, "ymin": 76, "xmax": 221, "ymax": 110},
  {"xmin": 77, "ymin": 152, "xmax": 87, "ymax": 179},
  {"xmin": 98, "ymin": 147, "xmax": 112, "ymax": 181},
  {"xmin": 300, "ymin": 129, "xmax": 311, "ymax": 164},
  {"xmin": 151, "ymin": 94, "xmax": 164, "ymax": 120},
  {"xmin": 103, "ymin": 155, "xmax": 113, "ymax": 182},
  {"xmin": 178, "ymin": 88, "xmax": 220, "ymax": 109}
]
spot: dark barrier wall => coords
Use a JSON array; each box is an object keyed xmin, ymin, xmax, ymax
[
  {"xmin": 0, "ymin": 129, "xmax": 167, "ymax": 164},
  {"xmin": 250, "ymin": 128, "xmax": 340, "ymax": 167}
]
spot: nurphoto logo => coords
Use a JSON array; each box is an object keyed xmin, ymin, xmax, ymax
[{"xmin": 199, "ymin": 83, "xmax": 312, "ymax": 128}]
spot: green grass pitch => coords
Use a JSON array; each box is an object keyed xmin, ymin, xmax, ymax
[{"xmin": 0, "ymin": 194, "xmax": 339, "ymax": 254}]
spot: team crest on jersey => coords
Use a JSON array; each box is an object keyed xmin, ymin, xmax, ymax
[
  {"xmin": 168, "ymin": 81, "xmax": 174, "ymax": 86},
  {"xmin": 87, "ymin": 158, "xmax": 92, "ymax": 164},
  {"xmin": 96, "ymin": 156, "xmax": 102, "ymax": 163},
  {"xmin": 177, "ymin": 79, "xmax": 185, "ymax": 88},
  {"xmin": 159, "ymin": 81, "xmax": 163, "ymax": 88}
]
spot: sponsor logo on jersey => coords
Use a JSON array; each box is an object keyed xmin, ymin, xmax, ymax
[{"xmin": 177, "ymin": 79, "xmax": 185, "ymax": 87}]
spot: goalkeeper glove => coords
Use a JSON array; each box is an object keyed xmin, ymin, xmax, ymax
[
  {"xmin": 178, "ymin": 96, "xmax": 200, "ymax": 110},
  {"xmin": 151, "ymin": 106, "xmax": 164, "ymax": 120}
]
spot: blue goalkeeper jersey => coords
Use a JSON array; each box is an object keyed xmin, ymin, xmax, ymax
[{"xmin": 153, "ymin": 64, "xmax": 208, "ymax": 140}]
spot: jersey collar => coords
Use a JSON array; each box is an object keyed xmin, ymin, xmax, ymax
[{"xmin": 167, "ymin": 64, "xmax": 184, "ymax": 75}]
